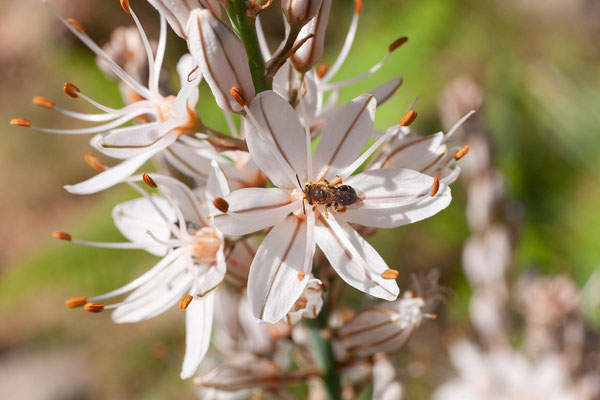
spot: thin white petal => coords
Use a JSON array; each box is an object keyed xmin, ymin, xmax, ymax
[
  {"xmin": 368, "ymin": 76, "xmax": 403, "ymax": 107},
  {"xmin": 342, "ymin": 168, "xmax": 452, "ymax": 228},
  {"xmin": 96, "ymin": 120, "xmax": 181, "ymax": 159},
  {"xmin": 180, "ymin": 291, "xmax": 215, "ymax": 379},
  {"xmin": 247, "ymin": 217, "xmax": 313, "ymax": 323},
  {"xmin": 373, "ymin": 132, "xmax": 446, "ymax": 171},
  {"xmin": 312, "ymin": 94, "xmax": 376, "ymax": 181},
  {"xmin": 314, "ymin": 216, "xmax": 399, "ymax": 300}
]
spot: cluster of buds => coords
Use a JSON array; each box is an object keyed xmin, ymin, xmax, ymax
[{"xmin": 10, "ymin": 0, "xmax": 472, "ymax": 395}]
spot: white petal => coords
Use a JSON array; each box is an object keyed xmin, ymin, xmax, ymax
[
  {"xmin": 146, "ymin": 0, "xmax": 221, "ymax": 39},
  {"xmin": 206, "ymin": 160, "xmax": 230, "ymax": 200},
  {"xmin": 373, "ymin": 132, "xmax": 446, "ymax": 171},
  {"xmin": 342, "ymin": 168, "xmax": 452, "ymax": 228},
  {"xmin": 174, "ymin": 53, "xmax": 202, "ymax": 115},
  {"xmin": 64, "ymin": 149, "xmax": 159, "ymax": 195},
  {"xmin": 96, "ymin": 120, "xmax": 181, "ymax": 159},
  {"xmin": 152, "ymin": 174, "xmax": 210, "ymax": 227},
  {"xmin": 112, "ymin": 196, "xmax": 176, "ymax": 256},
  {"xmin": 299, "ymin": 71, "xmax": 319, "ymax": 124},
  {"xmin": 180, "ymin": 291, "xmax": 215, "ymax": 379},
  {"xmin": 312, "ymin": 93, "xmax": 376, "ymax": 181},
  {"xmin": 213, "ymin": 188, "xmax": 301, "ymax": 236},
  {"xmin": 368, "ymin": 76, "xmax": 403, "ymax": 107},
  {"xmin": 314, "ymin": 216, "xmax": 399, "ymax": 300},
  {"xmin": 272, "ymin": 60, "xmax": 295, "ymax": 101},
  {"xmin": 163, "ymin": 140, "xmax": 213, "ymax": 182},
  {"xmin": 112, "ymin": 254, "xmax": 192, "ymax": 323},
  {"xmin": 247, "ymin": 216, "xmax": 313, "ymax": 323},
  {"xmin": 244, "ymin": 91, "xmax": 307, "ymax": 188}
]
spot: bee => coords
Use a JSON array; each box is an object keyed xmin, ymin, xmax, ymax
[{"xmin": 296, "ymin": 175, "xmax": 362, "ymax": 218}]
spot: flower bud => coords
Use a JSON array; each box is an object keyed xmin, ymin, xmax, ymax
[
  {"xmin": 284, "ymin": 278, "xmax": 324, "ymax": 325},
  {"xmin": 291, "ymin": 0, "xmax": 331, "ymax": 73},
  {"xmin": 196, "ymin": 358, "xmax": 283, "ymax": 391},
  {"xmin": 187, "ymin": 9, "xmax": 255, "ymax": 114},
  {"xmin": 146, "ymin": 0, "xmax": 222, "ymax": 39},
  {"xmin": 280, "ymin": 0, "xmax": 323, "ymax": 27}
]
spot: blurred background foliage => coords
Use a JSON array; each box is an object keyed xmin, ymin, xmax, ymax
[{"xmin": 0, "ymin": 0, "xmax": 599, "ymax": 398}]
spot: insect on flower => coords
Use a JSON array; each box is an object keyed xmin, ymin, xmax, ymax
[{"xmin": 296, "ymin": 174, "xmax": 363, "ymax": 217}]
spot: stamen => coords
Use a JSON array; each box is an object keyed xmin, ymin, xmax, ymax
[
  {"xmin": 187, "ymin": 65, "xmax": 200, "ymax": 83},
  {"xmin": 66, "ymin": 18, "xmax": 85, "ymax": 33},
  {"xmin": 84, "ymin": 153, "xmax": 107, "ymax": 172},
  {"xmin": 230, "ymin": 86, "xmax": 247, "ymax": 108},
  {"xmin": 32, "ymin": 96, "xmax": 55, "ymax": 109},
  {"xmin": 355, "ymin": 0, "xmax": 363, "ymax": 14},
  {"xmin": 65, "ymin": 296, "xmax": 87, "ymax": 308},
  {"xmin": 399, "ymin": 110, "xmax": 418, "ymax": 127},
  {"xmin": 142, "ymin": 173, "xmax": 158, "ymax": 188},
  {"xmin": 298, "ymin": 271, "xmax": 305, "ymax": 281},
  {"xmin": 446, "ymin": 110, "xmax": 476, "ymax": 140},
  {"xmin": 430, "ymin": 177, "xmax": 440, "ymax": 197},
  {"xmin": 64, "ymin": 82, "xmax": 80, "ymax": 98},
  {"xmin": 454, "ymin": 145, "xmax": 469, "ymax": 160},
  {"xmin": 52, "ymin": 231, "xmax": 72, "ymax": 241},
  {"xmin": 10, "ymin": 118, "xmax": 31, "ymax": 127},
  {"xmin": 213, "ymin": 197, "xmax": 229, "ymax": 213},
  {"xmin": 84, "ymin": 302, "xmax": 105, "ymax": 313},
  {"xmin": 179, "ymin": 294, "xmax": 193, "ymax": 310},
  {"xmin": 316, "ymin": 62, "xmax": 329, "ymax": 79},
  {"xmin": 389, "ymin": 37, "xmax": 408, "ymax": 52},
  {"xmin": 381, "ymin": 269, "xmax": 399, "ymax": 279},
  {"xmin": 127, "ymin": 92, "xmax": 144, "ymax": 103},
  {"xmin": 120, "ymin": 0, "xmax": 131, "ymax": 14}
]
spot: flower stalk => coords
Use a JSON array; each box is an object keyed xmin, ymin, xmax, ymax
[{"xmin": 225, "ymin": 0, "xmax": 272, "ymax": 93}]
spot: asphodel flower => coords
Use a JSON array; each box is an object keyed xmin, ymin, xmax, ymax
[
  {"xmin": 213, "ymin": 90, "xmax": 451, "ymax": 323},
  {"xmin": 59, "ymin": 173, "xmax": 226, "ymax": 379},
  {"xmin": 12, "ymin": 1, "xmax": 205, "ymax": 194},
  {"xmin": 145, "ymin": 0, "xmax": 222, "ymax": 39}
]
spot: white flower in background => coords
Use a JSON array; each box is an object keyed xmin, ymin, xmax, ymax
[
  {"xmin": 213, "ymin": 90, "xmax": 451, "ymax": 323},
  {"xmin": 372, "ymin": 353, "xmax": 405, "ymax": 400},
  {"xmin": 433, "ymin": 341, "xmax": 579, "ymax": 400},
  {"xmin": 59, "ymin": 173, "xmax": 226, "ymax": 379},
  {"xmin": 11, "ymin": 1, "xmax": 205, "ymax": 194}
]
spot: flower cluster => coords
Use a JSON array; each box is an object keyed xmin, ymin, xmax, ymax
[{"xmin": 11, "ymin": 0, "xmax": 470, "ymax": 391}]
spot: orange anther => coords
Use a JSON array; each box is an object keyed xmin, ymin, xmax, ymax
[
  {"xmin": 120, "ymin": 0, "xmax": 131, "ymax": 14},
  {"xmin": 32, "ymin": 96, "xmax": 55, "ymax": 109},
  {"xmin": 52, "ymin": 231, "xmax": 72, "ymax": 241},
  {"xmin": 381, "ymin": 269, "xmax": 399, "ymax": 279},
  {"xmin": 179, "ymin": 295, "xmax": 193, "ymax": 310},
  {"xmin": 454, "ymin": 145, "xmax": 469, "ymax": 160},
  {"xmin": 10, "ymin": 118, "xmax": 31, "ymax": 127},
  {"xmin": 64, "ymin": 82, "xmax": 80, "ymax": 98},
  {"xmin": 65, "ymin": 296, "xmax": 87, "ymax": 308},
  {"xmin": 298, "ymin": 271, "xmax": 305, "ymax": 281},
  {"xmin": 213, "ymin": 197, "xmax": 229, "ymax": 213},
  {"xmin": 187, "ymin": 65, "xmax": 200, "ymax": 83},
  {"xmin": 316, "ymin": 62, "xmax": 329, "ymax": 79},
  {"xmin": 389, "ymin": 37, "xmax": 408, "ymax": 52},
  {"xmin": 84, "ymin": 153, "xmax": 107, "ymax": 172},
  {"xmin": 399, "ymin": 110, "xmax": 417, "ymax": 127},
  {"xmin": 67, "ymin": 18, "xmax": 85, "ymax": 33},
  {"xmin": 354, "ymin": 0, "xmax": 362, "ymax": 15},
  {"xmin": 127, "ymin": 92, "xmax": 144, "ymax": 103},
  {"xmin": 230, "ymin": 87, "xmax": 247, "ymax": 108},
  {"xmin": 430, "ymin": 177, "xmax": 440, "ymax": 197},
  {"xmin": 84, "ymin": 302, "xmax": 105, "ymax": 313},
  {"xmin": 142, "ymin": 173, "xmax": 157, "ymax": 188}
]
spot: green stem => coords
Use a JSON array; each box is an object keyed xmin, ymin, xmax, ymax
[
  {"xmin": 225, "ymin": 0, "xmax": 271, "ymax": 93},
  {"xmin": 308, "ymin": 305, "xmax": 342, "ymax": 400}
]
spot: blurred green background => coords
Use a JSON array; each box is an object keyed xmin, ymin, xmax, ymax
[{"xmin": 1, "ymin": 0, "xmax": 599, "ymax": 398}]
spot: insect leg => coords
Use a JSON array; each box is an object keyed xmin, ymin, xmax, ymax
[{"xmin": 330, "ymin": 176, "xmax": 343, "ymax": 186}]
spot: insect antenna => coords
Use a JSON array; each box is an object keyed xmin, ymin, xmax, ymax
[{"xmin": 296, "ymin": 174, "xmax": 307, "ymax": 215}]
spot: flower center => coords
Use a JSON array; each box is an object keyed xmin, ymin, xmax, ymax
[{"xmin": 190, "ymin": 228, "xmax": 222, "ymax": 264}]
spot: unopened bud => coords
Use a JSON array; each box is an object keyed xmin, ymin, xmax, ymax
[
  {"xmin": 84, "ymin": 153, "xmax": 107, "ymax": 172},
  {"xmin": 430, "ymin": 177, "xmax": 440, "ymax": 197},
  {"xmin": 389, "ymin": 37, "xmax": 408, "ymax": 52},
  {"xmin": 281, "ymin": 0, "xmax": 323, "ymax": 27},
  {"xmin": 454, "ymin": 145, "xmax": 469, "ymax": 160},
  {"xmin": 10, "ymin": 118, "xmax": 31, "ymax": 127},
  {"xmin": 65, "ymin": 296, "xmax": 87, "ymax": 308},
  {"xmin": 84, "ymin": 302, "xmax": 105, "ymax": 313},
  {"xmin": 381, "ymin": 269, "xmax": 399, "ymax": 279},
  {"xmin": 142, "ymin": 173, "xmax": 157, "ymax": 188},
  {"xmin": 291, "ymin": 0, "xmax": 332, "ymax": 73},
  {"xmin": 399, "ymin": 110, "xmax": 417, "ymax": 127},
  {"xmin": 64, "ymin": 82, "xmax": 80, "ymax": 98},
  {"xmin": 67, "ymin": 18, "xmax": 85, "ymax": 34},
  {"xmin": 187, "ymin": 9, "xmax": 255, "ymax": 114},
  {"xmin": 179, "ymin": 295, "xmax": 193, "ymax": 309},
  {"xmin": 32, "ymin": 96, "xmax": 55, "ymax": 109},
  {"xmin": 212, "ymin": 197, "xmax": 229, "ymax": 213},
  {"xmin": 52, "ymin": 231, "xmax": 72, "ymax": 241}
]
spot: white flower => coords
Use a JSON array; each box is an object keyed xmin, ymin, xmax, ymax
[
  {"xmin": 15, "ymin": 2, "xmax": 205, "ymax": 194},
  {"xmin": 59, "ymin": 173, "xmax": 226, "ymax": 379},
  {"xmin": 433, "ymin": 341, "xmax": 580, "ymax": 400},
  {"xmin": 213, "ymin": 90, "xmax": 451, "ymax": 323},
  {"xmin": 145, "ymin": 0, "xmax": 222, "ymax": 39},
  {"xmin": 284, "ymin": 277, "xmax": 325, "ymax": 325}
]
